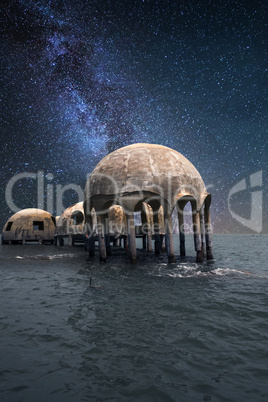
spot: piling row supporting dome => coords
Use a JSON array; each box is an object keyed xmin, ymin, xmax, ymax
[{"xmin": 84, "ymin": 143, "xmax": 213, "ymax": 263}]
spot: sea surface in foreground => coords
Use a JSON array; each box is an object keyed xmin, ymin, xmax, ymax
[{"xmin": 0, "ymin": 234, "xmax": 267, "ymax": 402}]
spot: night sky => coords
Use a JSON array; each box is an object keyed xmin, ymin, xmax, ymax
[{"xmin": 1, "ymin": 0, "xmax": 267, "ymax": 233}]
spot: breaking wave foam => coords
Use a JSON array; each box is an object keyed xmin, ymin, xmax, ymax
[
  {"xmin": 14, "ymin": 253, "xmax": 76, "ymax": 260},
  {"xmin": 154, "ymin": 264, "xmax": 268, "ymax": 279}
]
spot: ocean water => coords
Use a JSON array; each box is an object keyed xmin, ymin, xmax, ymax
[{"xmin": 0, "ymin": 234, "xmax": 267, "ymax": 402}]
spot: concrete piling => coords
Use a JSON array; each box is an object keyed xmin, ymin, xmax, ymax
[
  {"xmin": 160, "ymin": 234, "xmax": 166, "ymax": 252},
  {"xmin": 147, "ymin": 232, "xmax": 152, "ymax": 252},
  {"xmin": 127, "ymin": 214, "xmax": 137, "ymax": 264},
  {"xmin": 165, "ymin": 211, "xmax": 176, "ymax": 263},
  {"xmin": 178, "ymin": 210, "xmax": 186, "ymax": 257},
  {"xmin": 142, "ymin": 235, "xmax": 146, "ymax": 250},
  {"xmin": 97, "ymin": 215, "xmax": 106, "ymax": 262},
  {"xmin": 192, "ymin": 211, "xmax": 204, "ymax": 263},
  {"xmin": 204, "ymin": 207, "xmax": 213, "ymax": 260},
  {"xmin": 200, "ymin": 210, "xmax": 206, "ymax": 258}
]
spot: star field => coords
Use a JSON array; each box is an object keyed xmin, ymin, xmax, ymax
[{"xmin": 0, "ymin": 0, "xmax": 267, "ymax": 233}]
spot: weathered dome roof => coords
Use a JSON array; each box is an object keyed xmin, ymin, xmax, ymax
[
  {"xmin": 2, "ymin": 208, "xmax": 55, "ymax": 243},
  {"xmin": 6, "ymin": 208, "xmax": 54, "ymax": 221},
  {"xmin": 57, "ymin": 202, "xmax": 84, "ymax": 224},
  {"xmin": 56, "ymin": 202, "xmax": 84, "ymax": 235},
  {"xmin": 86, "ymin": 143, "xmax": 207, "ymax": 209}
]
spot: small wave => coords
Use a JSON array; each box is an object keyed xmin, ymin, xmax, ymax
[
  {"xmin": 14, "ymin": 254, "xmax": 76, "ymax": 261},
  {"xmin": 213, "ymin": 268, "xmax": 250, "ymax": 276},
  {"xmin": 47, "ymin": 253, "xmax": 77, "ymax": 260},
  {"xmin": 212, "ymin": 268, "xmax": 268, "ymax": 279},
  {"xmin": 154, "ymin": 265, "xmax": 268, "ymax": 279}
]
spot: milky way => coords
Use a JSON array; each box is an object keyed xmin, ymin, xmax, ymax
[{"xmin": 1, "ymin": 0, "xmax": 266, "ymax": 233}]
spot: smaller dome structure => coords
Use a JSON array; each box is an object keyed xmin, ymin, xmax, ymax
[
  {"xmin": 55, "ymin": 202, "xmax": 85, "ymax": 247},
  {"xmin": 1, "ymin": 208, "xmax": 56, "ymax": 244}
]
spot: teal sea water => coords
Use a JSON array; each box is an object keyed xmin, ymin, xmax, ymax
[{"xmin": 0, "ymin": 234, "xmax": 267, "ymax": 401}]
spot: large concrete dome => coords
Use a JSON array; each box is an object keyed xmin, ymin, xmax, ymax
[
  {"xmin": 85, "ymin": 143, "xmax": 207, "ymax": 211},
  {"xmin": 84, "ymin": 143, "xmax": 213, "ymax": 264},
  {"xmin": 1, "ymin": 208, "xmax": 56, "ymax": 244}
]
